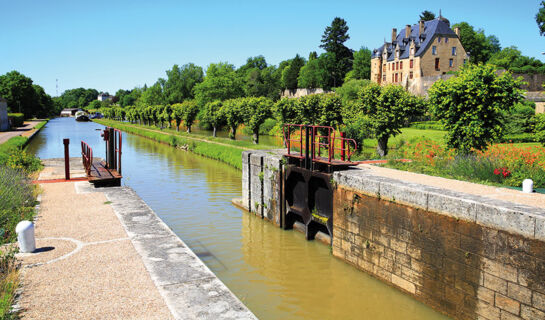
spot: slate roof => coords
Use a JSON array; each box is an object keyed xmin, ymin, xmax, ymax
[{"xmin": 372, "ymin": 18, "xmax": 457, "ymax": 62}]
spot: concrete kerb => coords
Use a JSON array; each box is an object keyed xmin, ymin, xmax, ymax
[
  {"xmin": 332, "ymin": 169, "xmax": 545, "ymax": 242},
  {"xmin": 75, "ymin": 182, "xmax": 257, "ymax": 320}
]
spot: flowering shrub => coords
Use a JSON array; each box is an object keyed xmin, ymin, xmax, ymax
[{"xmin": 388, "ymin": 139, "xmax": 545, "ymax": 188}]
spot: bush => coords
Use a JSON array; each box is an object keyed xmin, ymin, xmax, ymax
[
  {"xmin": 536, "ymin": 113, "xmax": 545, "ymax": 146},
  {"xmin": 503, "ymin": 102, "xmax": 536, "ymax": 135},
  {"xmin": 499, "ymin": 133, "xmax": 536, "ymax": 143},
  {"xmin": 6, "ymin": 149, "xmax": 42, "ymax": 172},
  {"xmin": 342, "ymin": 114, "xmax": 372, "ymax": 149},
  {"xmin": 7, "ymin": 113, "xmax": 24, "ymax": 127}
]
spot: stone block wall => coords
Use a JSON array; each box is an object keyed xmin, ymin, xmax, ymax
[
  {"xmin": 332, "ymin": 169, "xmax": 545, "ymax": 320},
  {"xmin": 241, "ymin": 150, "xmax": 284, "ymax": 226}
]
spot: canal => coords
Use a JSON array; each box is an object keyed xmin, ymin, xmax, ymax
[{"xmin": 27, "ymin": 118, "xmax": 448, "ymax": 320}]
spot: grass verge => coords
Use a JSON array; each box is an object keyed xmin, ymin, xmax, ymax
[{"xmin": 94, "ymin": 120, "xmax": 253, "ymax": 170}]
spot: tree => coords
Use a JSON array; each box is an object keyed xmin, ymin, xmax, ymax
[
  {"xmin": 171, "ymin": 104, "xmax": 183, "ymax": 131},
  {"xmin": 180, "ymin": 100, "xmax": 199, "ymax": 133},
  {"xmin": 452, "ymin": 22, "xmax": 500, "ymax": 64},
  {"xmin": 419, "ymin": 10, "xmax": 436, "ymax": 21},
  {"xmin": 320, "ymin": 17, "xmax": 353, "ymax": 87},
  {"xmin": 345, "ymin": 47, "xmax": 371, "ymax": 81},
  {"xmin": 359, "ymin": 84, "xmax": 425, "ymax": 156},
  {"xmin": 0, "ymin": 71, "xmax": 55, "ymax": 118},
  {"xmin": 297, "ymin": 54, "xmax": 327, "ymax": 88},
  {"xmin": 537, "ymin": 1, "xmax": 545, "ymax": 36},
  {"xmin": 241, "ymin": 97, "xmax": 273, "ymax": 144},
  {"xmin": 138, "ymin": 82, "xmax": 165, "ymax": 106},
  {"xmin": 220, "ymin": 99, "xmax": 244, "ymax": 139},
  {"xmin": 163, "ymin": 63, "xmax": 204, "ymax": 104},
  {"xmin": 201, "ymin": 101, "xmax": 224, "ymax": 137},
  {"xmin": 428, "ymin": 64, "xmax": 524, "ymax": 154},
  {"xmin": 281, "ymin": 55, "xmax": 305, "ymax": 90},
  {"xmin": 194, "ymin": 62, "xmax": 244, "ymax": 106}
]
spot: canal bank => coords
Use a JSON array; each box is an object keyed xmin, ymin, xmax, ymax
[
  {"xmin": 243, "ymin": 149, "xmax": 545, "ymax": 320},
  {"xmin": 26, "ymin": 118, "xmax": 449, "ymax": 320},
  {"xmin": 18, "ymin": 159, "xmax": 255, "ymax": 319}
]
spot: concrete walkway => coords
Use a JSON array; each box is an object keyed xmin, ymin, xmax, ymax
[
  {"xmin": 17, "ymin": 160, "xmax": 256, "ymax": 319},
  {"xmin": 360, "ymin": 164, "xmax": 545, "ymax": 209},
  {"xmin": 0, "ymin": 120, "xmax": 43, "ymax": 144}
]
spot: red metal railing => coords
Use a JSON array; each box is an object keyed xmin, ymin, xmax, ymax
[
  {"xmin": 283, "ymin": 124, "xmax": 306, "ymax": 159},
  {"xmin": 114, "ymin": 128, "xmax": 122, "ymax": 175},
  {"xmin": 81, "ymin": 141, "xmax": 93, "ymax": 175},
  {"xmin": 283, "ymin": 124, "xmax": 358, "ymax": 165}
]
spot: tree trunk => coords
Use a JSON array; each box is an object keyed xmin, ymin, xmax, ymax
[
  {"xmin": 187, "ymin": 125, "xmax": 191, "ymax": 133},
  {"xmin": 376, "ymin": 136, "xmax": 389, "ymax": 157},
  {"xmin": 176, "ymin": 124, "xmax": 179, "ymax": 132},
  {"xmin": 253, "ymin": 131, "xmax": 259, "ymax": 144},
  {"xmin": 230, "ymin": 126, "xmax": 236, "ymax": 140},
  {"xmin": 213, "ymin": 126, "xmax": 217, "ymax": 137}
]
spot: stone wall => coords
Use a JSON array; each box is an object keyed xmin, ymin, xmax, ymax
[
  {"xmin": 242, "ymin": 150, "xmax": 284, "ymax": 226},
  {"xmin": 514, "ymin": 74, "xmax": 545, "ymax": 92},
  {"xmin": 280, "ymin": 88, "xmax": 331, "ymax": 99},
  {"xmin": 241, "ymin": 151, "xmax": 545, "ymax": 319},
  {"xmin": 0, "ymin": 97, "xmax": 8, "ymax": 132},
  {"xmin": 332, "ymin": 169, "xmax": 545, "ymax": 320}
]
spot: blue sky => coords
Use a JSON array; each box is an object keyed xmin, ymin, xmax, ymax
[{"xmin": 0, "ymin": 0, "xmax": 543, "ymax": 96}]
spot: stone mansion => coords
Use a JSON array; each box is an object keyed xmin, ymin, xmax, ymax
[{"xmin": 371, "ymin": 16, "xmax": 468, "ymax": 85}]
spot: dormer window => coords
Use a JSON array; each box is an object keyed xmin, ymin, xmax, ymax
[
  {"xmin": 438, "ymin": 37, "xmax": 441, "ymax": 43},
  {"xmin": 410, "ymin": 47, "xmax": 415, "ymax": 55}
]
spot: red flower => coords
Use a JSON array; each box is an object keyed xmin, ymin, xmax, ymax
[{"xmin": 493, "ymin": 168, "xmax": 501, "ymax": 175}]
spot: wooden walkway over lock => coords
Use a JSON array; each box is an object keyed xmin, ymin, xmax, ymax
[{"xmin": 81, "ymin": 127, "xmax": 122, "ymax": 187}]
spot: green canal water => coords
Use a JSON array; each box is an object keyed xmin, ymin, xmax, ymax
[{"xmin": 27, "ymin": 118, "xmax": 448, "ymax": 320}]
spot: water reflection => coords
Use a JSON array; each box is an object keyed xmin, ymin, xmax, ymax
[{"xmin": 27, "ymin": 118, "xmax": 448, "ymax": 320}]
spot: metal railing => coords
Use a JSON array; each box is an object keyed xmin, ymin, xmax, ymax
[
  {"xmin": 81, "ymin": 141, "xmax": 93, "ymax": 176},
  {"xmin": 283, "ymin": 124, "xmax": 358, "ymax": 165}
]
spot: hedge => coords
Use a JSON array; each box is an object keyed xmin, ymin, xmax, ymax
[{"xmin": 8, "ymin": 113, "xmax": 24, "ymax": 127}]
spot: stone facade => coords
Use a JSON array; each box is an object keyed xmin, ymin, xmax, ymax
[
  {"xmin": 0, "ymin": 97, "xmax": 8, "ymax": 131},
  {"xmin": 371, "ymin": 17, "xmax": 468, "ymax": 86},
  {"xmin": 280, "ymin": 88, "xmax": 331, "ymax": 99}
]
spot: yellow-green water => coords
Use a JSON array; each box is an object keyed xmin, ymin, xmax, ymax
[{"xmin": 27, "ymin": 118, "xmax": 449, "ymax": 320}]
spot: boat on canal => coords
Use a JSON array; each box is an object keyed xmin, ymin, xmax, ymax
[{"xmin": 75, "ymin": 110, "xmax": 90, "ymax": 122}]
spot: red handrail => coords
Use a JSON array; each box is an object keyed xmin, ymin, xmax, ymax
[
  {"xmin": 81, "ymin": 141, "xmax": 93, "ymax": 175},
  {"xmin": 283, "ymin": 124, "xmax": 306, "ymax": 159}
]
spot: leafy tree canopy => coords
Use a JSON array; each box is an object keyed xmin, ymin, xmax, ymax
[
  {"xmin": 428, "ymin": 64, "xmax": 524, "ymax": 154},
  {"xmin": 452, "ymin": 22, "xmax": 500, "ymax": 64},
  {"xmin": 344, "ymin": 47, "xmax": 371, "ymax": 81},
  {"xmin": 537, "ymin": 1, "xmax": 545, "ymax": 36},
  {"xmin": 320, "ymin": 17, "xmax": 353, "ymax": 87},
  {"xmin": 0, "ymin": 71, "xmax": 55, "ymax": 117},
  {"xmin": 419, "ymin": 10, "xmax": 436, "ymax": 21},
  {"xmin": 163, "ymin": 63, "xmax": 203, "ymax": 104},
  {"xmin": 281, "ymin": 55, "xmax": 306, "ymax": 90},
  {"xmin": 193, "ymin": 62, "xmax": 244, "ymax": 106}
]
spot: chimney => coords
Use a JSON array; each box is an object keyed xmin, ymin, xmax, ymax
[
  {"xmin": 454, "ymin": 27, "xmax": 460, "ymax": 37},
  {"xmin": 419, "ymin": 20, "xmax": 425, "ymax": 36},
  {"xmin": 405, "ymin": 25, "xmax": 411, "ymax": 38},
  {"xmin": 392, "ymin": 28, "xmax": 397, "ymax": 42}
]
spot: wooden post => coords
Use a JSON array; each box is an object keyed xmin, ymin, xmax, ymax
[{"xmin": 63, "ymin": 138, "xmax": 70, "ymax": 180}]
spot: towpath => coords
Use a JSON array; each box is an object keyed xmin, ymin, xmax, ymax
[
  {"xmin": 0, "ymin": 120, "xmax": 43, "ymax": 144},
  {"xmin": 16, "ymin": 159, "xmax": 256, "ymax": 319}
]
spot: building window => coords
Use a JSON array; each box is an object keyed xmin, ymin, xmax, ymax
[
  {"xmin": 383, "ymin": 75, "xmax": 386, "ymax": 82},
  {"xmin": 392, "ymin": 74, "xmax": 394, "ymax": 82},
  {"xmin": 410, "ymin": 71, "xmax": 413, "ymax": 79},
  {"xmin": 438, "ymin": 37, "xmax": 441, "ymax": 43},
  {"xmin": 449, "ymin": 59, "xmax": 454, "ymax": 67},
  {"xmin": 432, "ymin": 46, "xmax": 437, "ymax": 55},
  {"xmin": 400, "ymin": 61, "xmax": 403, "ymax": 69},
  {"xmin": 410, "ymin": 59, "xmax": 413, "ymax": 68},
  {"xmin": 396, "ymin": 62, "xmax": 399, "ymax": 70},
  {"xmin": 435, "ymin": 58, "xmax": 440, "ymax": 70},
  {"xmin": 395, "ymin": 73, "xmax": 398, "ymax": 82},
  {"xmin": 445, "ymin": 37, "xmax": 449, "ymax": 43},
  {"xmin": 383, "ymin": 64, "xmax": 386, "ymax": 72},
  {"xmin": 463, "ymin": 59, "xmax": 467, "ymax": 64},
  {"xmin": 411, "ymin": 47, "xmax": 415, "ymax": 55},
  {"xmin": 452, "ymin": 47, "xmax": 457, "ymax": 56}
]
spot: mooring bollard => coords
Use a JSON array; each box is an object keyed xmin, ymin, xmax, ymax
[
  {"xmin": 63, "ymin": 138, "xmax": 70, "ymax": 180},
  {"xmin": 16, "ymin": 221, "xmax": 36, "ymax": 253},
  {"xmin": 523, "ymin": 179, "xmax": 534, "ymax": 193}
]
